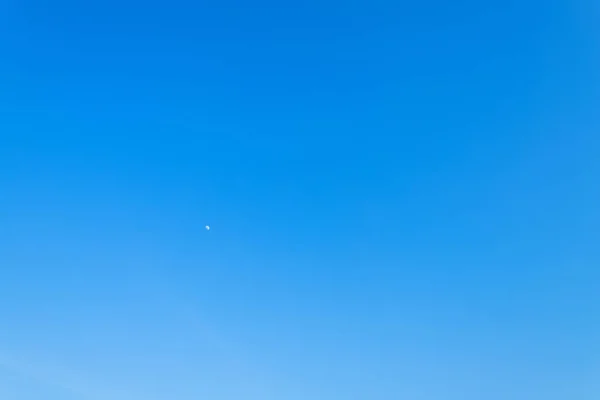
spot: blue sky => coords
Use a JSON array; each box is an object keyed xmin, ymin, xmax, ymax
[{"xmin": 1, "ymin": 1, "xmax": 599, "ymax": 399}]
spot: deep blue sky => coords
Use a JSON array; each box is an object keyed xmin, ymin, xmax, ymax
[{"xmin": 1, "ymin": 1, "xmax": 599, "ymax": 399}]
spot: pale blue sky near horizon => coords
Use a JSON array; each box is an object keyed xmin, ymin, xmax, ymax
[{"xmin": 1, "ymin": 1, "xmax": 600, "ymax": 399}]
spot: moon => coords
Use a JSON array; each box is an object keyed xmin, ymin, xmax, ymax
[{"xmin": 205, "ymin": 225, "xmax": 210, "ymax": 231}]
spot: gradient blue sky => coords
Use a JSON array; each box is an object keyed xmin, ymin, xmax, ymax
[{"xmin": 1, "ymin": 1, "xmax": 599, "ymax": 399}]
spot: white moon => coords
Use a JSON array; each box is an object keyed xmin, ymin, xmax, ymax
[{"xmin": 205, "ymin": 225, "xmax": 210, "ymax": 231}]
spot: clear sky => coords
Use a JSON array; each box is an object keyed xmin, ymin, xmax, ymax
[{"xmin": 1, "ymin": 1, "xmax": 599, "ymax": 399}]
